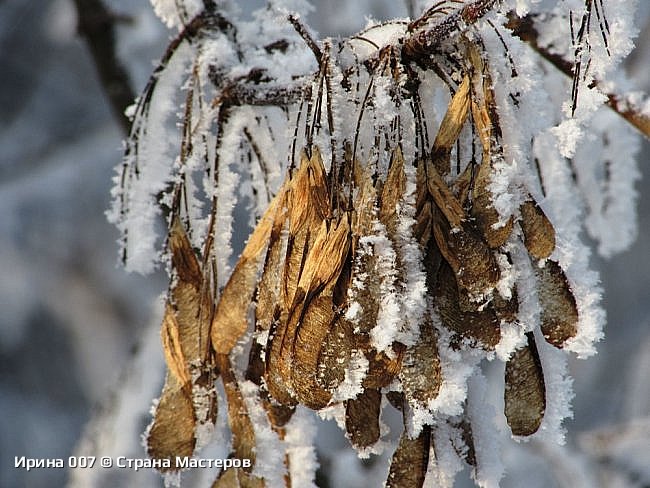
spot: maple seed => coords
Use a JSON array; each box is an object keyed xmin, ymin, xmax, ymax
[{"xmin": 505, "ymin": 332, "xmax": 546, "ymax": 436}]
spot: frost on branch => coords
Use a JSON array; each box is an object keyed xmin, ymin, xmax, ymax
[{"xmin": 108, "ymin": 0, "xmax": 644, "ymax": 486}]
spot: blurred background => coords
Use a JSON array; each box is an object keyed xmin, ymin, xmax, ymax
[{"xmin": 1, "ymin": 1, "xmax": 648, "ymax": 487}]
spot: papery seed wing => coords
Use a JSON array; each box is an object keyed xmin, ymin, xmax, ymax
[
  {"xmin": 289, "ymin": 216, "xmax": 351, "ymax": 408},
  {"xmin": 167, "ymin": 217, "xmax": 213, "ymax": 360},
  {"xmin": 147, "ymin": 218, "xmax": 216, "ymax": 466},
  {"xmin": 504, "ymin": 332, "xmax": 546, "ymax": 436},
  {"xmin": 431, "ymin": 75, "xmax": 471, "ymax": 176},
  {"xmin": 161, "ymin": 303, "xmax": 191, "ymax": 387},
  {"xmin": 379, "ymin": 147, "xmax": 407, "ymax": 233},
  {"xmin": 216, "ymin": 353, "xmax": 258, "ymax": 463},
  {"xmin": 423, "ymin": 160, "xmax": 465, "ymax": 229},
  {"xmin": 265, "ymin": 149, "xmax": 331, "ymax": 407},
  {"xmin": 211, "ymin": 468, "xmax": 265, "ymax": 488},
  {"xmin": 147, "ymin": 376, "xmax": 196, "ymax": 465},
  {"xmin": 212, "ymin": 182, "xmax": 287, "ymax": 355},
  {"xmin": 471, "ymin": 155, "xmax": 514, "ymax": 249}
]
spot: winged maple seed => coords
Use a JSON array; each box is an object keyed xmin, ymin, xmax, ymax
[
  {"xmin": 119, "ymin": 1, "xmax": 618, "ymax": 485},
  {"xmin": 148, "ymin": 217, "xmax": 217, "ymax": 467},
  {"xmin": 505, "ymin": 332, "xmax": 546, "ymax": 436}
]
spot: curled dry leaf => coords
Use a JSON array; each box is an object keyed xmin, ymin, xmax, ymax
[
  {"xmin": 536, "ymin": 260, "xmax": 579, "ymax": 347},
  {"xmin": 520, "ymin": 199, "xmax": 556, "ymax": 259},
  {"xmin": 504, "ymin": 332, "xmax": 546, "ymax": 436}
]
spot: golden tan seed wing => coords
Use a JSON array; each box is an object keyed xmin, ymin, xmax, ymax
[
  {"xmin": 431, "ymin": 76, "xmax": 471, "ymax": 176},
  {"xmin": 379, "ymin": 147, "xmax": 407, "ymax": 233},
  {"xmin": 148, "ymin": 217, "xmax": 216, "ymax": 466},
  {"xmin": 466, "ymin": 41, "xmax": 513, "ymax": 249},
  {"xmin": 211, "ymin": 465, "xmax": 265, "ymax": 488},
  {"xmin": 265, "ymin": 149, "xmax": 331, "ymax": 406},
  {"xmin": 212, "ymin": 181, "xmax": 288, "ymax": 355},
  {"xmin": 146, "ymin": 374, "xmax": 196, "ymax": 465},
  {"xmin": 216, "ymin": 353, "xmax": 258, "ymax": 463},
  {"xmin": 289, "ymin": 216, "xmax": 351, "ymax": 408}
]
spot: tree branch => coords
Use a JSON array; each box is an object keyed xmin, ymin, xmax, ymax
[
  {"xmin": 72, "ymin": 0, "xmax": 136, "ymax": 134},
  {"xmin": 506, "ymin": 13, "xmax": 650, "ymax": 139}
]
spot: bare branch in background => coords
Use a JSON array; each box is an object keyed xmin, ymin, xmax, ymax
[
  {"xmin": 72, "ymin": 0, "xmax": 136, "ymax": 134},
  {"xmin": 506, "ymin": 12, "xmax": 650, "ymax": 139}
]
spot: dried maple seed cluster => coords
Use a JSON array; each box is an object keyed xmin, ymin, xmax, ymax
[{"xmin": 109, "ymin": 1, "xmax": 627, "ymax": 486}]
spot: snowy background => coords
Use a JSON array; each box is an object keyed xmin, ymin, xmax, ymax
[{"xmin": 1, "ymin": 1, "xmax": 649, "ymax": 487}]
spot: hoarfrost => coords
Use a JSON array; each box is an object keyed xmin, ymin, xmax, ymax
[{"xmin": 106, "ymin": 1, "xmax": 647, "ymax": 487}]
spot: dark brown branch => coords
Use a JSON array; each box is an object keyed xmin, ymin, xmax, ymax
[
  {"xmin": 506, "ymin": 13, "xmax": 650, "ymax": 139},
  {"xmin": 402, "ymin": 0, "xmax": 500, "ymax": 64},
  {"xmin": 72, "ymin": 0, "xmax": 137, "ymax": 134}
]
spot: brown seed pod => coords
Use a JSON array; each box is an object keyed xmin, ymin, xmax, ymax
[
  {"xmin": 434, "ymin": 261, "xmax": 501, "ymax": 349},
  {"xmin": 536, "ymin": 260, "xmax": 579, "ymax": 347},
  {"xmin": 433, "ymin": 215, "xmax": 500, "ymax": 298},
  {"xmin": 386, "ymin": 425, "xmax": 431, "ymax": 488},
  {"xmin": 520, "ymin": 199, "xmax": 556, "ymax": 260},
  {"xmin": 504, "ymin": 332, "xmax": 546, "ymax": 436},
  {"xmin": 345, "ymin": 388, "xmax": 382, "ymax": 449},
  {"xmin": 399, "ymin": 316, "xmax": 442, "ymax": 405}
]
